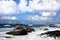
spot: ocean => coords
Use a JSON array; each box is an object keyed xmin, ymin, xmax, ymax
[{"xmin": 0, "ymin": 26, "xmax": 60, "ymax": 40}]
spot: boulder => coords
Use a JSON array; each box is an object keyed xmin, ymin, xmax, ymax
[
  {"xmin": 26, "ymin": 28, "xmax": 35, "ymax": 32},
  {"xmin": 49, "ymin": 24, "xmax": 60, "ymax": 27},
  {"xmin": 43, "ymin": 28, "xmax": 49, "ymax": 31},
  {"xmin": 40, "ymin": 30, "xmax": 60, "ymax": 39},
  {"xmin": 6, "ymin": 25, "xmax": 27, "ymax": 35},
  {"xmin": 6, "ymin": 25, "xmax": 35, "ymax": 35},
  {"xmin": 15, "ymin": 25, "xmax": 26, "ymax": 29},
  {"xmin": 6, "ymin": 29, "xmax": 28, "ymax": 35},
  {"xmin": 49, "ymin": 24, "xmax": 55, "ymax": 27}
]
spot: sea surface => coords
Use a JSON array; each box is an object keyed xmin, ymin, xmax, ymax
[{"xmin": 0, "ymin": 26, "xmax": 60, "ymax": 40}]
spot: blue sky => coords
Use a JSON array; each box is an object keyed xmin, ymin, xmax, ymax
[{"xmin": 0, "ymin": 0, "xmax": 60, "ymax": 24}]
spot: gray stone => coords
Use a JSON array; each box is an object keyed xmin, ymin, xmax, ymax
[{"xmin": 6, "ymin": 25, "xmax": 35, "ymax": 35}]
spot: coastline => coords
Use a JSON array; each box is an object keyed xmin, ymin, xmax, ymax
[{"xmin": 0, "ymin": 26, "xmax": 60, "ymax": 40}]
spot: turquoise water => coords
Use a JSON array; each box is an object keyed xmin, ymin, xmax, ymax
[
  {"xmin": 0, "ymin": 25, "xmax": 39, "ymax": 31},
  {"xmin": 0, "ymin": 28, "xmax": 14, "ymax": 32},
  {"xmin": 0, "ymin": 27, "xmax": 41, "ymax": 32},
  {"xmin": 0, "ymin": 25, "xmax": 45, "ymax": 32}
]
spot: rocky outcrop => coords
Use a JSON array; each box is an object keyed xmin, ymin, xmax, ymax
[
  {"xmin": 43, "ymin": 28, "xmax": 49, "ymax": 31},
  {"xmin": 15, "ymin": 25, "xmax": 26, "ymax": 29},
  {"xmin": 6, "ymin": 29, "xmax": 28, "ymax": 35},
  {"xmin": 49, "ymin": 24, "xmax": 55, "ymax": 27},
  {"xmin": 26, "ymin": 28, "xmax": 35, "ymax": 33},
  {"xmin": 40, "ymin": 30, "xmax": 60, "ymax": 39},
  {"xmin": 49, "ymin": 24, "xmax": 60, "ymax": 27},
  {"xmin": 6, "ymin": 25, "xmax": 35, "ymax": 35}
]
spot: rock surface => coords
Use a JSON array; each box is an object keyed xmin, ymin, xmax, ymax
[
  {"xmin": 49, "ymin": 24, "xmax": 60, "ymax": 27},
  {"xmin": 6, "ymin": 25, "xmax": 35, "ymax": 35},
  {"xmin": 43, "ymin": 28, "xmax": 49, "ymax": 31},
  {"xmin": 40, "ymin": 30, "xmax": 60, "ymax": 39},
  {"xmin": 49, "ymin": 24, "xmax": 55, "ymax": 27},
  {"xmin": 26, "ymin": 28, "xmax": 35, "ymax": 33}
]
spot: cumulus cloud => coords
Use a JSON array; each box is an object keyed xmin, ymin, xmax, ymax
[
  {"xmin": 18, "ymin": 0, "xmax": 59, "ymax": 23},
  {"xmin": 0, "ymin": 0, "xmax": 60, "ymax": 14},
  {"xmin": 18, "ymin": 0, "xmax": 33, "ymax": 12},
  {"xmin": 40, "ymin": 16, "xmax": 52, "ymax": 21},
  {"xmin": 28, "ymin": 11, "xmax": 56, "ymax": 21},
  {"xmin": 18, "ymin": 0, "xmax": 60, "ymax": 12},
  {"xmin": 42, "ymin": 12, "xmax": 56, "ymax": 16},
  {"xmin": 29, "ymin": 0, "xmax": 59, "ymax": 12},
  {"xmin": 28, "ymin": 15, "xmax": 40, "ymax": 21},
  {"xmin": 1, "ymin": 16, "xmax": 18, "ymax": 20},
  {"xmin": 24, "ymin": 0, "xmax": 58, "ymax": 22},
  {"xmin": 0, "ymin": 0, "xmax": 17, "ymax": 14},
  {"xmin": 0, "ymin": 0, "xmax": 59, "ymax": 14},
  {"xmin": 28, "ymin": 15, "xmax": 53, "ymax": 21},
  {"xmin": 0, "ymin": 0, "xmax": 59, "ymax": 23}
]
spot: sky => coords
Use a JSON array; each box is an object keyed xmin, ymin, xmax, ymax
[{"xmin": 0, "ymin": 0, "xmax": 60, "ymax": 24}]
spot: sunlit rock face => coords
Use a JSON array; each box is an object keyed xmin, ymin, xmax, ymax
[{"xmin": 0, "ymin": 0, "xmax": 17, "ymax": 14}]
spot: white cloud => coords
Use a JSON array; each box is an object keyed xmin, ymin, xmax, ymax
[
  {"xmin": 18, "ymin": 0, "xmax": 33, "ymax": 12},
  {"xmin": 40, "ymin": 16, "xmax": 52, "ymax": 21},
  {"xmin": 28, "ymin": 15, "xmax": 40, "ymax": 21},
  {"xmin": 18, "ymin": 0, "xmax": 60, "ymax": 18},
  {"xmin": 29, "ymin": 0, "xmax": 57, "ymax": 21},
  {"xmin": 1, "ymin": 0, "xmax": 13, "ymax": 1},
  {"xmin": 0, "ymin": 0, "xmax": 59, "ymax": 14},
  {"xmin": 0, "ymin": 1, "xmax": 17, "ymax": 14},
  {"xmin": 29, "ymin": 0, "xmax": 59, "ymax": 12},
  {"xmin": 1, "ymin": 16, "xmax": 18, "ymax": 20},
  {"xmin": 28, "ymin": 15, "xmax": 53, "ymax": 21},
  {"xmin": 10, "ymin": 16, "xmax": 17, "ymax": 20},
  {"xmin": 42, "ymin": 12, "xmax": 56, "ymax": 16},
  {"xmin": 27, "ymin": 11, "xmax": 56, "ymax": 21}
]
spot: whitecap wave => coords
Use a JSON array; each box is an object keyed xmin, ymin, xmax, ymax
[{"xmin": 0, "ymin": 27, "xmax": 60, "ymax": 40}]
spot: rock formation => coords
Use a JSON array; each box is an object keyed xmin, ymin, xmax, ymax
[
  {"xmin": 6, "ymin": 25, "xmax": 35, "ymax": 35},
  {"xmin": 40, "ymin": 30, "xmax": 60, "ymax": 39}
]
